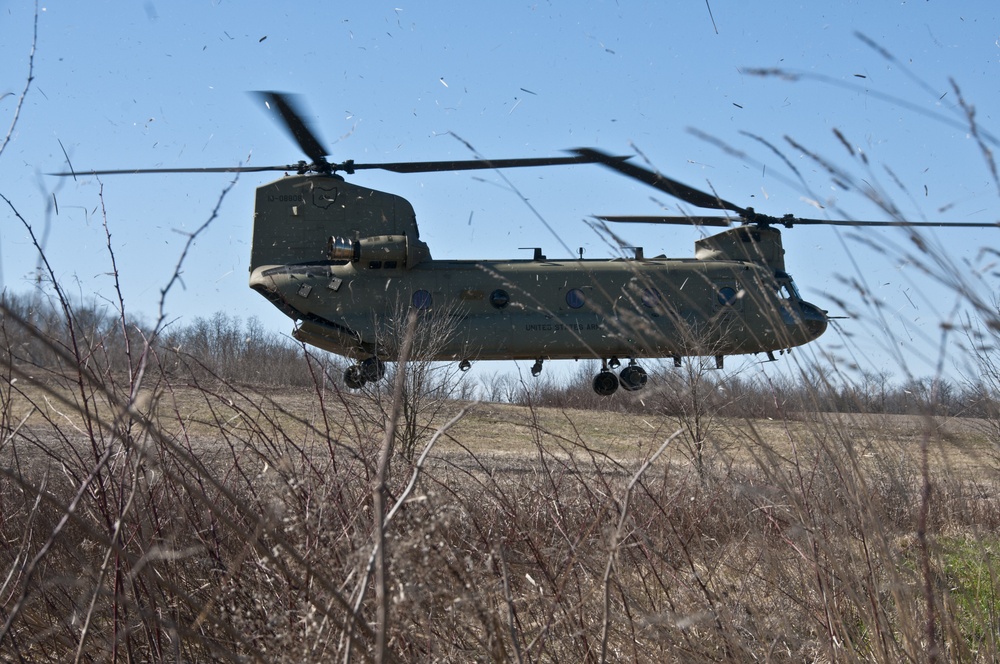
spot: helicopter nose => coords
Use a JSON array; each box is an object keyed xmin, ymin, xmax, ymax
[
  {"xmin": 793, "ymin": 301, "xmax": 828, "ymax": 339},
  {"xmin": 780, "ymin": 300, "xmax": 828, "ymax": 342}
]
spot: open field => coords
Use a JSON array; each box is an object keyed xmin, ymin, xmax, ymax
[{"xmin": 3, "ymin": 374, "xmax": 999, "ymax": 662}]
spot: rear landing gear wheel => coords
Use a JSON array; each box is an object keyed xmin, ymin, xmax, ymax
[
  {"xmin": 344, "ymin": 365, "xmax": 366, "ymax": 390},
  {"xmin": 593, "ymin": 370, "xmax": 619, "ymax": 396},
  {"xmin": 359, "ymin": 357, "xmax": 386, "ymax": 382},
  {"xmin": 619, "ymin": 363, "xmax": 648, "ymax": 391}
]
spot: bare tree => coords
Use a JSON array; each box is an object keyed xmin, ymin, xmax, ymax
[{"xmin": 353, "ymin": 299, "xmax": 471, "ymax": 461}]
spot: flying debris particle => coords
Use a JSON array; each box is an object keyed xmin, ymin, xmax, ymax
[
  {"xmin": 57, "ymin": 138, "xmax": 76, "ymax": 181},
  {"xmin": 439, "ymin": 77, "xmax": 449, "ymax": 88},
  {"xmin": 520, "ymin": 87, "xmax": 537, "ymax": 95},
  {"xmin": 259, "ymin": 35, "xmax": 267, "ymax": 43},
  {"xmin": 924, "ymin": 184, "xmax": 928, "ymax": 197},
  {"xmin": 853, "ymin": 73, "xmax": 867, "ymax": 78},
  {"xmin": 509, "ymin": 98, "xmax": 522, "ymax": 114},
  {"xmin": 52, "ymin": 193, "xmax": 59, "ymax": 215},
  {"xmin": 733, "ymin": 102, "xmax": 743, "ymax": 108},
  {"xmin": 468, "ymin": 211, "xmax": 474, "ymax": 226},
  {"xmin": 939, "ymin": 91, "xmax": 947, "ymax": 100}
]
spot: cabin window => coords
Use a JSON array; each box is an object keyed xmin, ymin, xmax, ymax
[
  {"xmin": 489, "ymin": 289, "xmax": 510, "ymax": 309},
  {"xmin": 566, "ymin": 288, "xmax": 585, "ymax": 309},
  {"xmin": 368, "ymin": 260, "xmax": 382, "ymax": 270},
  {"xmin": 384, "ymin": 260, "xmax": 398, "ymax": 270},
  {"xmin": 641, "ymin": 288, "xmax": 661, "ymax": 308},
  {"xmin": 717, "ymin": 286, "xmax": 738, "ymax": 306},
  {"xmin": 412, "ymin": 289, "xmax": 432, "ymax": 310}
]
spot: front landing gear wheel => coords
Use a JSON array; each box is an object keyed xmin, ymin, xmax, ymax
[
  {"xmin": 619, "ymin": 364, "xmax": 648, "ymax": 391},
  {"xmin": 344, "ymin": 365, "xmax": 366, "ymax": 390},
  {"xmin": 593, "ymin": 370, "xmax": 620, "ymax": 396}
]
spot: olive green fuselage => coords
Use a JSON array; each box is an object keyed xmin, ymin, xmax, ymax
[{"xmin": 248, "ymin": 174, "xmax": 827, "ymax": 364}]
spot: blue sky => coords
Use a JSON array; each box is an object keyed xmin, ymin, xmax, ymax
[{"xmin": 2, "ymin": 1, "xmax": 998, "ymax": 383}]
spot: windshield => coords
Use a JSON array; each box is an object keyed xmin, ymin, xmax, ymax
[{"xmin": 775, "ymin": 271, "xmax": 802, "ymax": 301}]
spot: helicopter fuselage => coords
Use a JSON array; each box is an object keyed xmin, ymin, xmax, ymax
[
  {"xmin": 246, "ymin": 173, "xmax": 826, "ymax": 367},
  {"xmin": 251, "ymin": 254, "xmax": 826, "ymax": 363}
]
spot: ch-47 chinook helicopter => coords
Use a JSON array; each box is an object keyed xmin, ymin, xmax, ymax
[{"xmin": 55, "ymin": 93, "xmax": 997, "ymax": 395}]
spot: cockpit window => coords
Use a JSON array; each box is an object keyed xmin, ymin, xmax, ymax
[{"xmin": 774, "ymin": 271, "xmax": 801, "ymax": 300}]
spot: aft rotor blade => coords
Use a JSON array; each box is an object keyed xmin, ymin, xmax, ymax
[
  {"xmin": 347, "ymin": 152, "xmax": 630, "ymax": 174},
  {"xmin": 253, "ymin": 91, "xmax": 329, "ymax": 165},
  {"xmin": 49, "ymin": 164, "xmax": 305, "ymax": 176},
  {"xmin": 572, "ymin": 147, "xmax": 746, "ymax": 214},
  {"xmin": 51, "ymin": 153, "xmax": 629, "ymax": 178},
  {"xmin": 596, "ymin": 214, "xmax": 733, "ymax": 227}
]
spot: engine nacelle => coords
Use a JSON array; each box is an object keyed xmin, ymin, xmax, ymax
[{"xmin": 327, "ymin": 234, "xmax": 430, "ymax": 269}]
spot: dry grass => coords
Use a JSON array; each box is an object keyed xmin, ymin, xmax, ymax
[{"xmin": 2, "ymin": 370, "xmax": 999, "ymax": 661}]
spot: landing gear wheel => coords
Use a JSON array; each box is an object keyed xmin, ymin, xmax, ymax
[
  {"xmin": 531, "ymin": 359, "xmax": 544, "ymax": 377},
  {"xmin": 619, "ymin": 364, "xmax": 648, "ymax": 391},
  {"xmin": 344, "ymin": 365, "xmax": 366, "ymax": 390},
  {"xmin": 359, "ymin": 357, "xmax": 386, "ymax": 382},
  {"xmin": 593, "ymin": 370, "xmax": 620, "ymax": 396}
]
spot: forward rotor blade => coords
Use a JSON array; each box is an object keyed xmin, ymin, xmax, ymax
[
  {"xmin": 596, "ymin": 214, "xmax": 733, "ymax": 227},
  {"xmin": 572, "ymin": 147, "xmax": 746, "ymax": 213},
  {"xmin": 777, "ymin": 217, "xmax": 999, "ymax": 228},
  {"xmin": 597, "ymin": 212, "xmax": 999, "ymax": 230},
  {"xmin": 253, "ymin": 91, "xmax": 329, "ymax": 165},
  {"xmin": 347, "ymin": 152, "xmax": 630, "ymax": 174}
]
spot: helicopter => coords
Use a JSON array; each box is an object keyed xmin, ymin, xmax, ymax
[{"xmin": 54, "ymin": 92, "xmax": 998, "ymax": 395}]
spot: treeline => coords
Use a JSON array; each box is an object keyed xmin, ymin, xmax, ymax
[
  {"xmin": 2, "ymin": 291, "xmax": 998, "ymax": 419},
  {"xmin": 514, "ymin": 361, "xmax": 989, "ymax": 419},
  {"xmin": 0, "ymin": 291, "xmax": 332, "ymax": 388}
]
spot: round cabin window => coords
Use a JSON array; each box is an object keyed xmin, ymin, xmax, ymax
[
  {"xmin": 565, "ymin": 288, "xmax": 585, "ymax": 309},
  {"xmin": 489, "ymin": 289, "xmax": 510, "ymax": 309},
  {"xmin": 718, "ymin": 286, "xmax": 738, "ymax": 306},
  {"xmin": 412, "ymin": 289, "xmax": 432, "ymax": 310}
]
